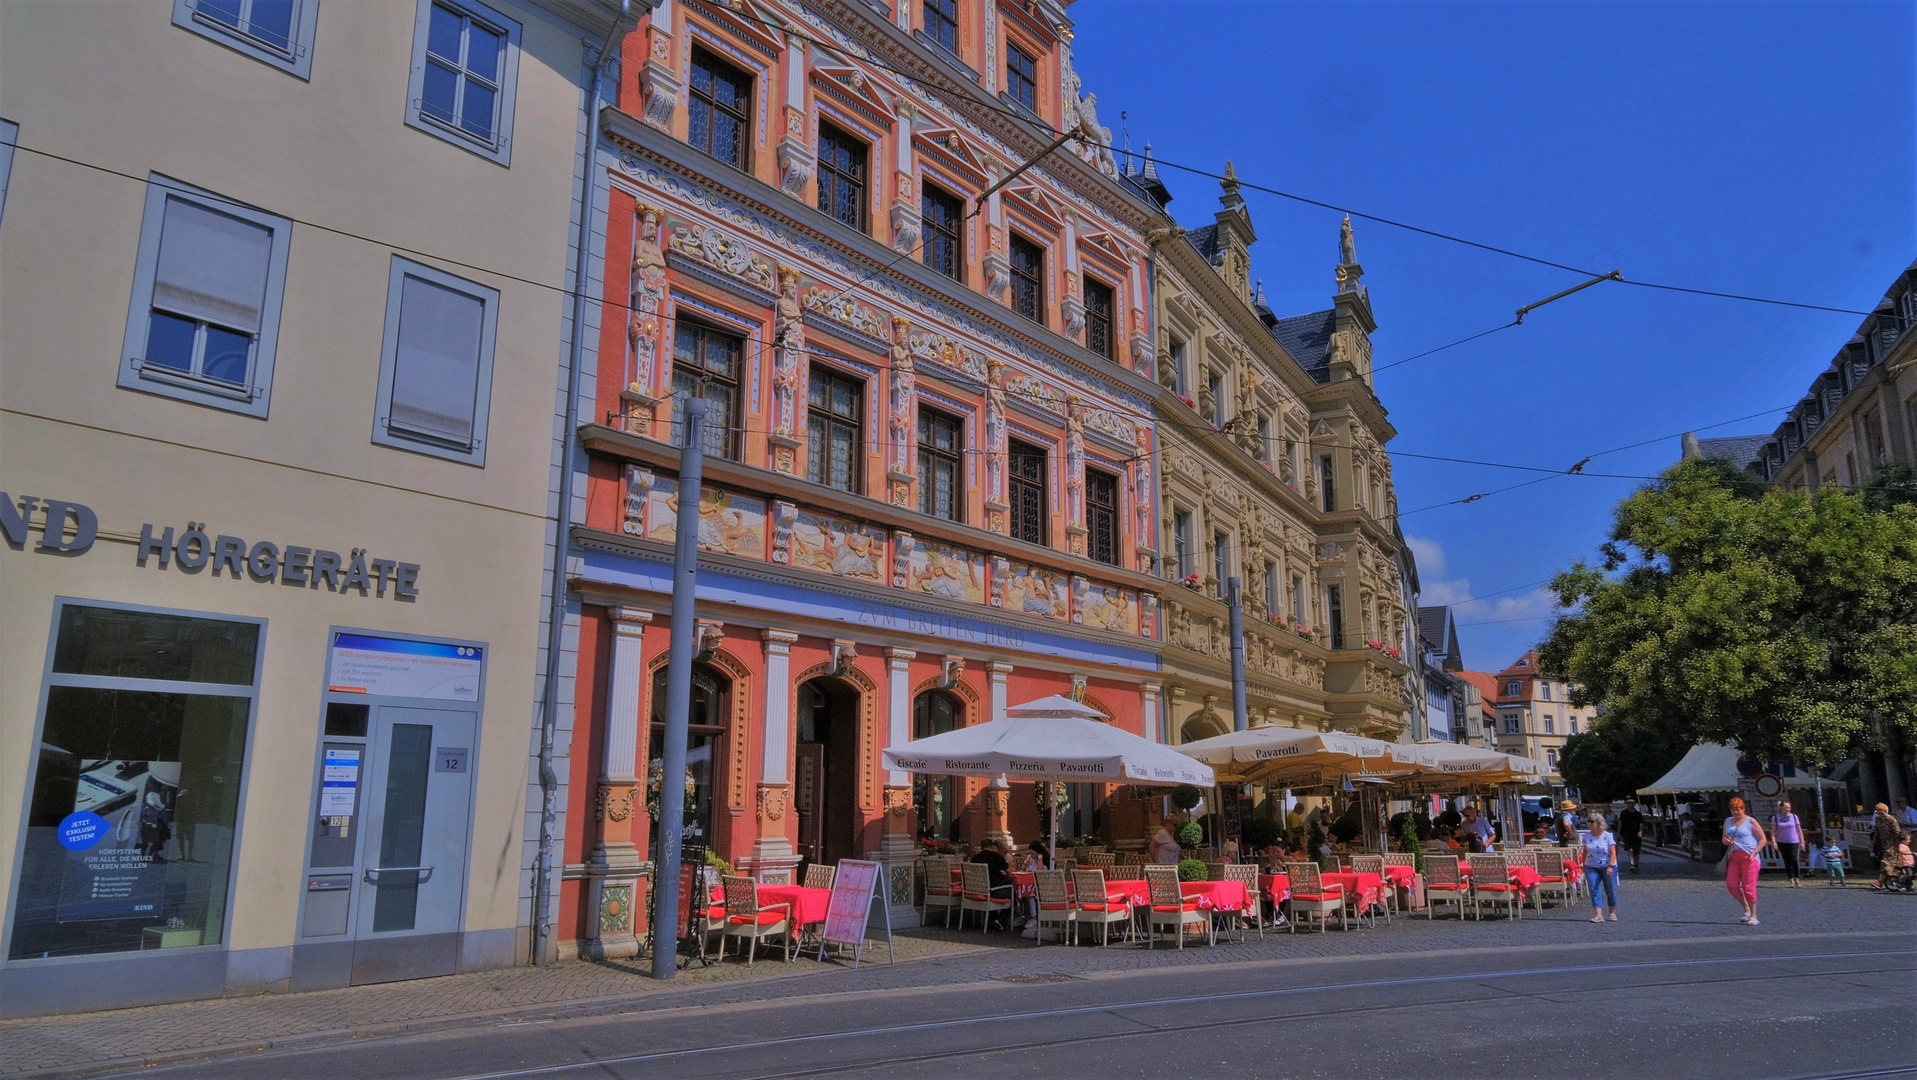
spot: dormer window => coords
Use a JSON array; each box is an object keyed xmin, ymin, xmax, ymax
[{"xmin": 923, "ymin": 0, "xmax": 958, "ymax": 54}]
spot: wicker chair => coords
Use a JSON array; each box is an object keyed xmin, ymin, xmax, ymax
[
  {"xmin": 1032, "ymin": 869, "xmax": 1075, "ymax": 945},
  {"xmin": 719, "ymin": 875, "xmax": 793, "ymax": 964},
  {"xmin": 1083, "ymin": 852, "xmax": 1117, "ymax": 868},
  {"xmin": 1073, "ymin": 868, "xmax": 1133, "ymax": 946},
  {"xmin": 959, "ymin": 861, "xmax": 1012, "ymax": 932},
  {"xmin": 1144, "ymin": 864, "xmax": 1212, "ymax": 949},
  {"xmin": 1467, "ymin": 854, "xmax": 1521, "ymax": 921},
  {"xmin": 803, "ymin": 863, "xmax": 837, "ymax": 891},
  {"xmin": 1425, "ymin": 855, "xmax": 1468, "ymax": 920},
  {"xmin": 1531, "ymin": 848, "xmax": 1571, "ymax": 909},
  {"xmin": 1118, "ymin": 851, "xmax": 1146, "ymax": 866},
  {"xmin": 1350, "ymin": 854, "xmax": 1392, "ymax": 923},
  {"xmin": 921, "ymin": 856, "xmax": 959, "ymax": 928},
  {"xmin": 1285, "ymin": 862, "xmax": 1346, "ymax": 933},
  {"xmin": 1220, "ymin": 863, "xmax": 1264, "ymax": 940},
  {"xmin": 1107, "ymin": 861, "xmax": 1144, "ymax": 881},
  {"xmin": 1503, "ymin": 849, "xmax": 1544, "ymax": 913}
]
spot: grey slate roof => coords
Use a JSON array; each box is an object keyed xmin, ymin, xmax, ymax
[
  {"xmin": 1695, "ymin": 434, "xmax": 1769, "ymax": 470},
  {"xmin": 1266, "ymin": 309, "xmax": 1336, "ymax": 383},
  {"xmin": 1184, "ymin": 224, "xmax": 1220, "ymax": 264}
]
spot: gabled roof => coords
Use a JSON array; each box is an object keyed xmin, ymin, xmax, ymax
[
  {"xmin": 1267, "ymin": 309, "xmax": 1335, "ymax": 384},
  {"xmin": 1416, "ymin": 605, "xmax": 1462, "ymax": 670},
  {"xmin": 1183, "ymin": 223, "xmax": 1220, "ymax": 264},
  {"xmin": 1694, "ymin": 434, "xmax": 1768, "ymax": 470}
]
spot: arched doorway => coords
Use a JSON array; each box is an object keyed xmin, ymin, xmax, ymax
[
  {"xmin": 648, "ymin": 663, "xmax": 727, "ymax": 860},
  {"xmin": 913, "ymin": 690, "xmax": 962, "ymax": 842},
  {"xmin": 795, "ymin": 676, "xmax": 862, "ymax": 866}
]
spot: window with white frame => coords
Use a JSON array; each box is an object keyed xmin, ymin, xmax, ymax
[
  {"xmin": 1290, "ymin": 574, "xmax": 1305, "ymax": 623},
  {"xmin": 1263, "ymin": 560, "xmax": 1278, "ymax": 614},
  {"xmin": 117, "ymin": 177, "xmax": 291, "ymax": 418},
  {"xmin": 172, "ymin": 0, "xmax": 320, "ymax": 78},
  {"xmin": 372, "ymin": 257, "xmax": 500, "ymax": 465},
  {"xmin": 405, "ymin": 0, "xmax": 521, "ymax": 165}
]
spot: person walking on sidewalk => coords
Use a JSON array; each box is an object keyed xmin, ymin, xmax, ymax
[
  {"xmin": 1770, "ymin": 801, "xmax": 1805, "ymax": 888},
  {"xmin": 1618, "ymin": 802, "xmax": 1644, "ymax": 872},
  {"xmin": 1723, "ymin": 797, "xmax": 1768, "ymax": 925},
  {"xmin": 1582, "ymin": 813, "xmax": 1620, "ymax": 922}
]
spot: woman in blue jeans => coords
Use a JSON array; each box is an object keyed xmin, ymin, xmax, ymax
[{"xmin": 1582, "ymin": 814, "xmax": 1620, "ymax": 922}]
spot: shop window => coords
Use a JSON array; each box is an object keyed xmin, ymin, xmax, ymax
[
  {"xmin": 1005, "ymin": 41, "xmax": 1037, "ymax": 112},
  {"xmin": 913, "ymin": 691, "xmax": 961, "ymax": 841},
  {"xmin": 372, "ymin": 256, "xmax": 499, "ymax": 465},
  {"xmin": 1083, "ymin": 275, "xmax": 1115, "ymax": 360},
  {"xmin": 649, "ymin": 664, "xmax": 726, "ymax": 856},
  {"xmin": 405, "ymin": 0, "xmax": 521, "ymax": 165},
  {"xmin": 1172, "ymin": 509, "xmax": 1192, "ymax": 578},
  {"xmin": 807, "ymin": 365, "xmax": 864, "ymax": 493},
  {"xmin": 172, "ymin": 0, "xmax": 321, "ymax": 79},
  {"xmin": 921, "ymin": 183, "xmax": 964, "ymax": 281},
  {"xmin": 1008, "ymin": 438, "xmax": 1047, "ymax": 545},
  {"xmin": 815, "ymin": 121, "xmax": 867, "ymax": 233},
  {"xmin": 9, "ymin": 602, "xmax": 262, "ymax": 961},
  {"xmin": 918, "ymin": 405, "xmax": 963, "ymax": 521},
  {"xmin": 688, "ymin": 46, "xmax": 752, "ymax": 170},
  {"xmin": 116, "ymin": 176, "xmax": 292, "ymax": 418},
  {"xmin": 670, "ymin": 319, "xmax": 743, "ymax": 460},
  {"xmin": 1009, "ymin": 234, "xmax": 1044, "ymax": 323},
  {"xmin": 1086, "ymin": 468, "xmax": 1118, "ymax": 566},
  {"xmin": 923, "ymin": 0, "xmax": 958, "ymax": 54}
]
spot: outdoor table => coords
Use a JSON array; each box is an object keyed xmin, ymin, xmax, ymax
[
  {"xmin": 1259, "ymin": 873, "xmax": 1291, "ymax": 904},
  {"xmin": 1320, "ymin": 871, "xmax": 1385, "ymax": 913},
  {"xmin": 1458, "ymin": 863, "xmax": 1544, "ymax": 897},
  {"xmin": 1378, "ymin": 865, "xmax": 1415, "ymax": 888},
  {"xmin": 756, "ymin": 884, "xmax": 832, "ymax": 926}
]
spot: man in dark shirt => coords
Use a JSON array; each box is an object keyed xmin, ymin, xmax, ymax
[
  {"xmin": 1618, "ymin": 802, "xmax": 1644, "ymax": 872},
  {"xmin": 969, "ymin": 839, "xmax": 1015, "ymax": 929},
  {"xmin": 1435, "ymin": 800, "xmax": 1463, "ymax": 833}
]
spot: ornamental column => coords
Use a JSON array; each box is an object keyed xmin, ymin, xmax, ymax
[
  {"xmin": 752, "ymin": 629, "xmax": 801, "ymax": 883},
  {"xmin": 881, "ymin": 647, "xmax": 920, "ymax": 924},
  {"xmin": 585, "ymin": 606, "xmax": 650, "ymax": 960},
  {"xmin": 985, "ymin": 662, "xmax": 1014, "ymax": 850},
  {"xmin": 1141, "ymin": 681, "xmax": 1162, "ymax": 744}
]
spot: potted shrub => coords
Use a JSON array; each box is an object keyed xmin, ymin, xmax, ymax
[
  {"xmin": 1174, "ymin": 821, "xmax": 1205, "ymax": 853},
  {"xmin": 1171, "ymin": 784, "xmax": 1203, "ymax": 814},
  {"xmin": 1176, "ymin": 857, "xmax": 1209, "ymax": 882}
]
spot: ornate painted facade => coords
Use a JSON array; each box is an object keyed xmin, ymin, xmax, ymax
[
  {"xmin": 1130, "ymin": 156, "xmax": 1413, "ymax": 746},
  {"xmin": 555, "ymin": 0, "xmax": 1171, "ymax": 957}
]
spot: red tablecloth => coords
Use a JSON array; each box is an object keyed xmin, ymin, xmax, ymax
[
  {"xmin": 1321, "ymin": 871, "xmax": 1385, "ymax": 910},
  {"xmin": 1457, "ymin": 864, "xmax": 1544, "ymax": 896},
  {"xmin": 1010, "ymin": 871, "xmax": 1036, "ymax": 899},
  {"xmin": 707, "ymin": 884, "xmax": 832, "ymax": 924},
  {"xmin": 757, "ymin": 884, "xmax": 831, "ymax": 925},
  {"xmin": 1095, "ymin": 879, "xmax": 1248, "ymax": 911},
  {"xmin": 1260, "ymin": 873, "xmax": 1291, "ymax": 904},
  {"xmin": 1379, "ymin": 865, "xmax": 1416, "ymax": 888}
]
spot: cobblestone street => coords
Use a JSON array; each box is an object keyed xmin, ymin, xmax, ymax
[{"xmin": 6, "ymin": 858, "xmax": 1912, "ymax": 1078}]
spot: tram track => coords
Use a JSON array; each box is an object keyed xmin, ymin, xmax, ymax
[{"xmin": 422, "ymin": 949, "xmax": 1915, "ymax": 1080}]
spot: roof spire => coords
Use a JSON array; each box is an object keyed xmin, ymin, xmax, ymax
[{"xmin": 1222, "ymin": 159, "xmax": 1240, "ymax": 198}]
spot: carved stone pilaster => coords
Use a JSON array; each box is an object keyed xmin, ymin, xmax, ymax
[
  {"xmin": 982, "ymin": 250, "xmax": 1010, "ymax": 301},
  {"xmin": 640, "ymin": 58, "xmax": 680, "ymax": 132},
  {"xmin": 1060, "ymin": 293, "xmax": 1086, "ymax": 339},
  {"xmin": 777, "ymin": 107, "xmax": 813, "ymax": 197}
]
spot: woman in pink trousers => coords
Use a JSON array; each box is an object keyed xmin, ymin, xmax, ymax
[{"xmin": 1722, "ymin": 797, "xmax": 1769, "ymax": 925}]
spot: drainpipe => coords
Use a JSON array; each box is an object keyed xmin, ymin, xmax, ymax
[{"xmin": 534, "ymin": 0, "xmax": 630, "ymax": 968}]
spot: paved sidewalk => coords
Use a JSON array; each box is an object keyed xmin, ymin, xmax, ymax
[{"xmin": 4, "ymin": 858, "xmax": 1912, "ymax": 1078}]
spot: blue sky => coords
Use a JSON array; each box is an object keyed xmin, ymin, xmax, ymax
[{"xmin": 1070, "ymin": 0, "xmax": 1915, "ymax": 673}]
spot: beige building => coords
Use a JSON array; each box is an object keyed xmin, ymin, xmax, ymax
[
  {"xmin": 1481, "ymin": 652, "xmax": 1597, "ymax": 780},
  {"xmin": 1686, "ymin": 259, "xmax": 1917, "ymax": 808},
  {"xmin": 0, "ymin": 0, "xmax": 628, "ymax": 1015},
  {"xmin": 1131, "ymin": 157, "xmax": 1412, "ymax": 747}
]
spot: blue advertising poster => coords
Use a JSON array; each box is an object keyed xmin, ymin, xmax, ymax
[
  {"xmin": 327, "ymin": 634, "xmax": 483, "ymax": 701},
  {"xmin": 56, "ymin": 761, "xmax": 178, "ymax": 922}
]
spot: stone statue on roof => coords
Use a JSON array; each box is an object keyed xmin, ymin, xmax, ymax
[{"xmin": 1340, "ymin": 215, "xmax": 1357, "ymax": 265}]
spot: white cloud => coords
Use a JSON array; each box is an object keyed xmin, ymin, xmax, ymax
[{"xmin": 1405, "ymin": 535, "xmax": 1446, "ymax": 578}]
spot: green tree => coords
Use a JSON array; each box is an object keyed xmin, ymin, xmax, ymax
[
  {"xmin": 1556, "ymin": 715, "xmax": 1690, "ymax": 802},
  {"xmin": 1539, "ymin": 458, "xmax": 1917, "ymax": 770}
]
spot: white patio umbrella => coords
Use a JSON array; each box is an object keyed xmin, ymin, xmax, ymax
[
  {"xmin": 882, "ymin": 694, "xmax": 1215, "ymax": 863},
  {"xmin": 1175, "ymin": 725, "xmax": 1412, "ymax": 786}
]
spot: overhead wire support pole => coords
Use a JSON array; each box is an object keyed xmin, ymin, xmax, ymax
[
  {"xmin": 973, "ymin": 127, "xmax": 1081, "ymax": 213},
  {"xmin": 652, "ymin": 398, "xmax": 707, "ymax": 981},
  {"xmin": 1515, "ymin": 270, "xmax": 1623, "ymax": 323}
]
